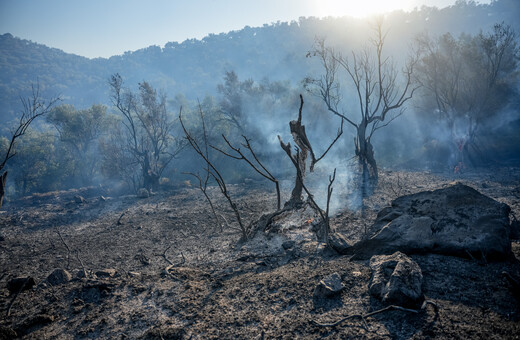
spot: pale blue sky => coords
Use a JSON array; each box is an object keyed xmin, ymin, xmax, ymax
[{"xmin": 0, "ymin": 0, "xmax": 491, "ymax": 59}]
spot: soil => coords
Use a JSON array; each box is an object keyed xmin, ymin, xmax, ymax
[{"xmin": 0, "ymin": 167, "xmax": 519, "ymax": 339}]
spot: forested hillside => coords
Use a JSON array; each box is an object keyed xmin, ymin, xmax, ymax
[
  {"xmin": 1, "ymin": 0, "xmax": 519, "ymax": 124},
  {"xmin": 0, "ymin": 0, "xmax": 519, "ymax": 199}
]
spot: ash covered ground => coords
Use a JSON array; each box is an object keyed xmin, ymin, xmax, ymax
[{"xmin": 0, "ymin": 167, "xmax": 519, "ymax": 339}]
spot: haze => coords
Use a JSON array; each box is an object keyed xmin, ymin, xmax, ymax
[{"xmin": 0, "ymin": 0, "xmax": 490, "ymax": 58}]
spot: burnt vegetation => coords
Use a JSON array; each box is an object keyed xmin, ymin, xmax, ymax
[{"xmin": 1, "ymin": 3, "xmax": 520, "ymax": 339}]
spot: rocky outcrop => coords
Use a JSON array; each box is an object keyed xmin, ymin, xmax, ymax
[
  {"xmin": 349, "ymin": 183, "xmax": 512, "ymax": 260},
  {"xmin": 369, "ymin": 252, "xmax": 423, "ymax": 307}
]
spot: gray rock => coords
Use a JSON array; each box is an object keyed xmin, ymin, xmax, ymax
[
  {"xmin": 137, "ymin": 188, "xmax": 149, "ymax": 198},
  {"xmin": 511, "ymin": 217, "xmax": 520, "ymax": 240},
  {"xmin": 0, "ymin": 325, "xmax": 17, "ymax": 339},
  {"xmin": 369, "ymin": 252, "xmax": 423, "ymax": 307},
  {"xmin": 75, "ymin": 269, "xmax": 87, "ymax": 278},
  {"xmin": 329, "ymin": 232, "xmax": 352, "ymax": 254},
  {"xmin": 47, "ymin": 268, "xmax": 72, "ymax": 285},
  {"xmin": 282, "ymin": 240, "xmax": 296, "ymax": 250},
  {"xmin": 314, "ymin": 272, "xmax": 344, "ymax": 298},
  {"xmin": 7, "ymin": 277, "xmax": 36, "ymax": 294},
  {"xmin": 74, "ymin": 195, "xmax": 86, "ymax": 204},
  {"xmin": 349, "ymin": 183, "xmax": 512, "ymax": 260},
  {"xmin": 95, "ymin": 268, "xmax": 117, "ymax": 278}
]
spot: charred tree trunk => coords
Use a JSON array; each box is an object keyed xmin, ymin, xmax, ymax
[
  {"xmin": 355, "ymin": 124, "xmax": 378, "ymax": 198},
  {"xmin": 280, "ymin": 94, "xmax": 342, "ymax": 209},
  {"xmin": 284, "ymin": 95, "xmax": 316, "ymax": 208},
  {"xmin": 142, "ymin": 152, "xmax": 159, "ymax": 193},
  {"xmin": 0, "ymin": 172, "xmax": 7, "ymax": 209}
]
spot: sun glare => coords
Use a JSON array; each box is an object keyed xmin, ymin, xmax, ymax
[{"xmin": 314, "ymin": 0, "xmax": 411, "ymax": 18}]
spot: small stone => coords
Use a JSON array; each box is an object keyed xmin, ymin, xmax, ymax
[
  {"xmin": 95, "ymin": 268, "xmax": 117, "ymax": 278},
  {"xmin": 314, "ymin": 272, "xmax": 344, "ymax": 298},
  {"xmin": 0, "ymin": 326, "xmax": 17, "ymax": 339},
  {"xmin": 511, "ymin": 218, "xmax": 520, "ymax": 240},
  {"xmin": 137, "ymin": 188, "xmax": 149, "ymax": 198},
  {"xmin": 128, "ymin": 271, "xmax": 141, "ymax": 278},
  {"xmin": 74, "ymin": 195, "xmax": 86, "ymax": 204},
  {"xmin": 329, "ymin": 232, "xmax": 351, "ymax": 254},
  {"xmin": 282, "ymin": 240, "xmax": 295, "ymax": 250},
  {"xmin": 47, "ymin": 268, "xmax": 72, "ymax": 285},
  {"xmin": 75, "ymin": 269, "xmax": 87, "ymax": 278},
  {"xmin": 7, "ymin": 277, "xmax": 36, "ymax": 294}
]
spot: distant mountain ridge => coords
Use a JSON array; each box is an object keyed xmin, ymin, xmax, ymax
[{"xmin": 1, "ymin": 0, "xmax": 519, "ymax": 124}]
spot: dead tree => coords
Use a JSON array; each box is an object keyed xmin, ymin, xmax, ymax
[
  {"xmin": 305, "ymin": 19, "xmax": 418, "ymax": 185},
  {"xmin": 212, "ymin": 134, "xmax": 281, "ymax": 211},
  {"xmin": 278, "ymin": 142, "xmax": 337, "ymax": 244},
  {"xmin": 179, "ymin": 108, "xmax": 249, "ymax": 240},
  {"xmin": 0, "ymin": 83, "xmax": 59, "ymax": 208},
  {"xmin": 183, "ymin": 102, "xmax": 220, "ymax": 230},
  {"xmin": 278, "ymin": 94, "xmax": 342, "ymax": 208}
]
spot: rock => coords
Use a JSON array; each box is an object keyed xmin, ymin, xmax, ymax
[
  {"xmin": 511, "ymin": 217, "xmax": 520, "ymax": 240},
  {"xmin": 7, "ymin": 277, "xmax": 36, "ymax": 294},
  {"xmin": 328, "ymin": 232, "xmax": 352, "ymax": 254},
  {"xmin": 74, "ymin": 195, "xmax": 86, "ymax": 204},
  {"xmin": 369, "ymin": 252, "xmax": 423, "ymax": 307},
  {"xmin": 0, "ymin": 325, "xmax": 17, "ymax": 339},
  {"xmin": 349, "ymin": 183, "xmax": 512, "ymax": 260},
  {"xmin": 46, "ymin": 268, "xmax": 72, "ymax": 285},
  {"xmin": 282, "ymin": 240, "xmax": 295, "ymax": 250},
  {"xmin": 137, "ymin": 188, "xmax": 149, "ymax": 198},
  {"xmin": 314, "ymin": 272, "xmax": 344, "ymax": 298},
  {"xmin": 95, "ymin": 268, "xmax": 117, "ymax": 278},
  {"xmin": 128, "ymin": 271, "xmax": 141, "ymax": 278}
]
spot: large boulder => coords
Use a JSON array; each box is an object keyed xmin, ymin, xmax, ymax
[
  {"xmin": 349, "ymin": 183, "xmax": 512, "ymax": 260},
  {"xmin": 369, "ymin": 252, "xmax": 423, "ymax": 307}
]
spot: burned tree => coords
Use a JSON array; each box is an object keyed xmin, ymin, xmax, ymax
[
  {"xmin": 278, "ymin": 94, "xmax": 342, "ymax": 208},
  {"xmin": 415, "ymin": 23, "xmax": 519, "ymax": 169},
  {"xmin": 179, "ymin": 108, "xmax": 249, "ymax": 240},
  {"xmin": 277, "ymin": 139, "xmax": 337, "ymax": 245},
  {"xmin": 213, "ymin": 134, "xmax": 281, "ymax": 211},
  {"xmin": 305, "ymin": 20, "xmax": 418, "ymax": 183},
  {"xmin": 0, "ymin": 83, "xmax": 59, "ymax": 208},
  {"xmin": 109, "ymin": 74, "xmax": 182, "ymax": 193},
  {"xmin": 182, "ymin": 103, "xmax": 220, "ymax": 230}
]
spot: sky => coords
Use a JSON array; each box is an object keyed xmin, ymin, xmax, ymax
[{"xmin": 0, "ymin": 0, "xmax": 492, "ymax": 59}]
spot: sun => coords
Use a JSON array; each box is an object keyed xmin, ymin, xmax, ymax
[{"xmin": 314, "ymin": 0, "xmax": 411, "ymax": 18}]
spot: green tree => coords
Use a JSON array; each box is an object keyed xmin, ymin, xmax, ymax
[
  {"xmin": 7, "ymin": 130, "xmax": 64, "ymax": 195},
  {"xmin": 108, "ymin": 74, "xmax": 183, "ymax": 192},
  {"xmin": 47, "ymin": 104, "xmax": 110, "ymax": 185},
  {"xmin": 0, "ymin": 83, "xmax": 59, "ymax": 208}
]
